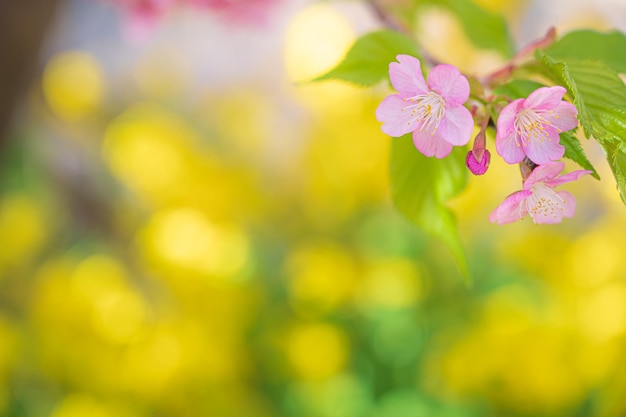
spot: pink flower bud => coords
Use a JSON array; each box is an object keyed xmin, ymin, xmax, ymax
[{"xmin": 466, "ymin": 148, "xmax": 490, "ymax": 175}]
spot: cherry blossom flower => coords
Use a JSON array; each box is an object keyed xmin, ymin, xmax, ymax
[
  {"xmin": 489, "ymin": 161, "xmax": 591, "ymax": 225},
  {"xmin": 375, "ymin": 55, "xmax": 474, "ymax": 159},
  {"xmin": 495, "ymin": 86, "xmax": 578, "ymax": 165}
]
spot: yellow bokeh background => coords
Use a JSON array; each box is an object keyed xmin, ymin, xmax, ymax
[{"xmin": 1, "ymin": 0, "xmax": 626, "ymax": 416}]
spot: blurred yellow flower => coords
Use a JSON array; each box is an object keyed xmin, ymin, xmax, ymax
[
  {"xmin": 42, "ymin": 51, "xmax": 104, "ymax": 121},
  {"xmin": 119, "ymin": 327, "xmax": 183, "ymax": 398},
  {"xmin": 285, "ymin": 242, "xmax": 358, "ymax": 317},
  {"xmin": 0, "ymin": 194, "xmax": 47, "ymax": 272},
  {"xmin": 0, "ymin": 316, "xmax": 17, "ymax": 413},
  {"xmin": 578, "ymin": 282, "xmax": 626, "ymax": 343},
  {"xmin": 356, "ymin": 258, "xmax": 423, "ymax": 310},
  {"xmin": 139, "ymin": 207, "xmax": 250, "ymax": 281},
  {"xmin": 287, "ymin": 323, "xmax": 349, "ymax": 380},
  {"xmin": 428, "ymin": 286, "xmax": 586, "ymax": 413},
  {"xmin": 565, "ymin": 223, "xmax": 624, "ymax": 288},
  {"xmin": 49, "ymin": 393, "xmax": 136, "ymax": 417},
  {"xmin": 103, "ymin": 104, "xmax": 195, "ymax": 201},
  {"xmin": 72, "ymin": 255, "xmax": 147, "ymax": 345}
]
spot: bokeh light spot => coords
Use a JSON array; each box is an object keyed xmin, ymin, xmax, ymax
[
  {"xmin": 92, "ymin": 290, "xmax": 146, "ymax": 345},
  {"xmin": 121, "ymin": 330, "xmax": 182, "ymax": 397},
  {"xmin": 357, "ymin": 258, "xmax": 422, "ymax": 310},
  {"xmin": 285, "ymin": 243, "xmax": 358, "ymax": 317},
  {"xmin": 285, "ymin": 374, "xmax": 372, "ymax": 417},
  {"xmin": 579, "ymin": 283, "xmax": 626, "ymax": 342},
  {"xmin": 287, "ymin": 323, "xmax": 349, "ymax": 380},
  {"xmin": 72, "ymin": 255, "xmax": 127, "ymax": 298},
  {"xmin": 565, "ymin": 228, "xmax": 622, "ymax": 287},
  {"xmin": 0, "ymin": 316, "xmax": 16, "ymax": 379},
  {"xmin": 71, "ymin": 255, "xmax": 147, "ymax": 344},
  {"xmin": 0, "ymin": 195, "xmax": 46, "ymax": 270},
  {"xmin": 375, "ymin": 390, "xmax": 433, "ymax": 417},
  {"xmin": 143, "ymin": 207, "xmax": 250, "ymax": 278},
  {"xmin": 103, "ymin": 104, "xmax": 192, "ymax": 197},
  {"xmin": 284, "ymin": 3, "xmax": 355, "ymax": 82},
  {"xmin": 42, "ymin": 51, "xmax": 104, "ymax": 120},
  {"xmin": 49, "ymin": 393, "xmax": 135, "ymax": 417}
]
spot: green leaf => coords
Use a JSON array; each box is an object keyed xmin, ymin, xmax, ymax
[
  {"xmin": 546, "ymin": 30, "xmax": 626, "ymax": 74},
  {"xmin": 431, "ymin": 0, "xmax": 514, "ymax": 57},
  {"xmin": 539, "ymin": 53, "xmax": 626, "ymax": 203},
  {"xmin": 312, "ymin": 30, "xmax": 420, "ymax": 87},
  {"xmin": 560, "ymin": 130, "xmax": 599, "ymax": 179},
  {"xmin": 390, "ymin": 135, "xmax": 469, "ymax": 281},
  {"xmin": 493, "ymin": 79, "xmax": 545, "ymax": 99}
]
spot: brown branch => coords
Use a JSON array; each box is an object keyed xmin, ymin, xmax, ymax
[
  {"xmin": 482, "ymin": 27, "xmax": 557, "ymax": 88},
  {"xmin": 0, "ymin": 0, "xmax": 63, "ymax": 155}
]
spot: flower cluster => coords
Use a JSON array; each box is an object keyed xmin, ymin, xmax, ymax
[{"xmin": 376, "ymin": 55, "xmax": 591, "ymax": 225}]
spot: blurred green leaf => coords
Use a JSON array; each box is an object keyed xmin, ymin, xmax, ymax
[
  {"xmin": 389, "ymin": 136, "xmax": 469, "ymax": 281},
  {"xmin": 560, "ymin": 131, "xmax": 599, "ymax": 179},
  {"xmin": 546, "ymin": 30, "xmax": 626, "ymax": 74},
  {"xmin": 431, "ymin": 0, "xmax": 514, "ymax": 57},
  {"xmin": 539, "ymin": 53, "xmax": 626, "ymax": 204},
  {"xmin": 493, "ymin": 79, "xmax": 545, "ymax": 99},
  {"xmin": 312, "ymin": 30, "xmax": 420, "ymax": 87}
]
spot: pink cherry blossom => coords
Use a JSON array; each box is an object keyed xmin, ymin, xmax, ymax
[
  {"xmin": 375, "ymin": 55, "xmax": 474, "ymax": 159},
  {"xmin": 495, "ymin": 86, "xmax": 578, "ymax": 165},
  {"xmin": 489, "ymin": 161, "xmax": 591, "ymax": 225}
]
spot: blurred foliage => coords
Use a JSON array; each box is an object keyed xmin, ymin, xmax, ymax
[{"xmin": 1, "ymin": 1, "xmax": 626, "ymax": 417}]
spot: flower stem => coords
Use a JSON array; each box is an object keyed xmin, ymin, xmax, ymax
[
  {"xmin": 365, "ymin": 0, "xmax": 408, "ymax": 34},
  {"xmin": 519, "ymin": 157, "xmax": 538, "ymax": 182},
  {"xmin": 364, "ymin": 0, "xmax": 441, "ymax": 68},
  {"xmin": 482, "ymin": 27, "xmax": 557, "ymax": 88}
]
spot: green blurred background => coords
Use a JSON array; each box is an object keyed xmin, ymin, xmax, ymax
[{"xmin": 1, "ymin": 0, "xmax": 626, "ymax": 416}]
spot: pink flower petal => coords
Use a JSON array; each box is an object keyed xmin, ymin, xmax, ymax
[
  {"xmin": 375, "ymin": 94, "xmax": 417, "ymax": 137},
  {"xmin": 489, "ymin": 190, "xmax": 532, "ymax": 224},
  {"xmin": 389, "ymin": 55, "xmax": 428, "ymax": 98},
  {"xmin": 524, "ymin": 161, "xmax": 564, "ymax": 189},
  {"xmin": 557, "ymin": 190, "xmax": 577, "ymax": 218},
  {"xmin": 495, "ymin": 131, "xmax": 526, "ymax": 164},
  {"xmin": 522, "ymin": 125, "xmax": 564, "ymax": 164},
  {"xmin": 496, "ymin": 99, "xmax": 524, "ymax": 141},
  {"xmin": 438, "ymin": 106, "xmax": 473, "ymax": 146},
  {"xmin": 523, "ymin": 86, "xmax": 567, "ymax": 110},
  {"xmin": 427, "ymin": 64, "xmax": 469, "ymax": 106},
  {"xmin": 539, "ymin": 101, "xmax": 578, "ymax": 132},
  {"xmin": 412, "ymin": 130, "xmax": 453, "ymax": 158},
  {"xmin": 545, "ymin": 169, "xmax": 592, "ymax": 188}
]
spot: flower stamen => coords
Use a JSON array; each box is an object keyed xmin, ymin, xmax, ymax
[
  {"xmin": 526, "ymin": 183, "xmax": 566, "ymax": 222},
  {"xmin": 514, "ymin": 109, "xmax": 552, "ymax": 145},
  {"xmin": 402, "ymin": 92, "xmax": 445, "ymax": 134}
]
